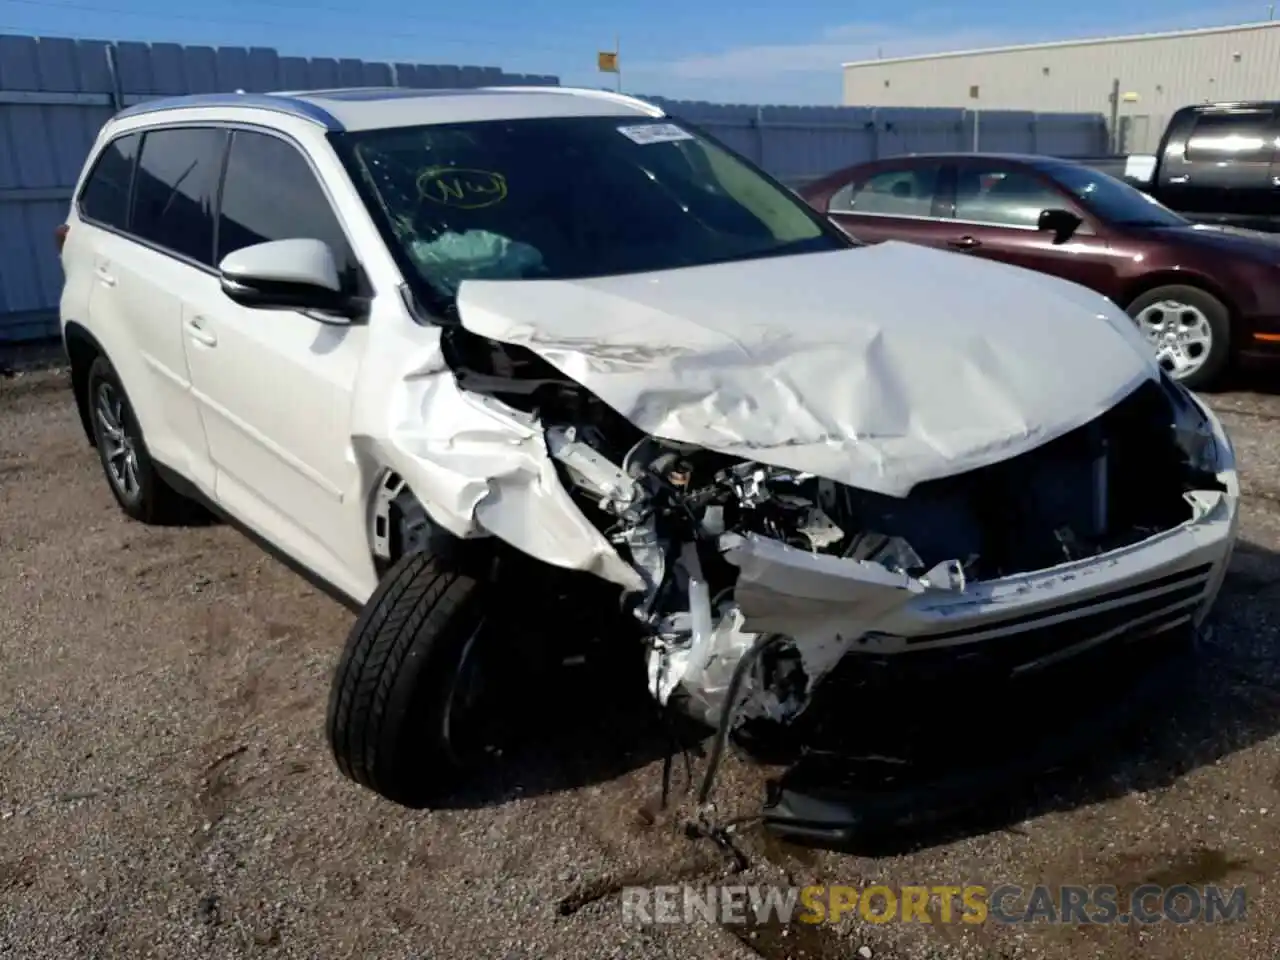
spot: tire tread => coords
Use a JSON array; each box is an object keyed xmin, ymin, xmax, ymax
[{"xmin": 326, "ymin": 550, "xmax": 480, "ymax": 807}]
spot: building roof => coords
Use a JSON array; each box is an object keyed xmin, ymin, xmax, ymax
[
  {"xmin": 842, "ymin": 19, "xmax": 1280, "ymax": 68},
  {"xmin": 112, "ymin": 86, "xmax": 663, "ymax": 132}
]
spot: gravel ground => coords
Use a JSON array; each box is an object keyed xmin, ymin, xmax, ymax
[{"xmin": 4, "ymin": 362, "xmax": 1280, "ymax": 959}]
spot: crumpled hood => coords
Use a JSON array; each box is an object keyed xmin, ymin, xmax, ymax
[{"xmin": 456, "ymin": 242, "xmax": 1159, "ymax": 497}]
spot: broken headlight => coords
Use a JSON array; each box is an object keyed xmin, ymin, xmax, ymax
[{"xmin": 1163, "ymin": 374, "xmax": 1222, "ymax": 474}]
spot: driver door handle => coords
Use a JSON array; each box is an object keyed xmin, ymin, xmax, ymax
[
  {"xmin": 186, "ymin": 316, "xmax": 217, "ymax": 347},
  {"xmin": 948, "ymin": 235, "xmax": 981, "ymax": 250}
]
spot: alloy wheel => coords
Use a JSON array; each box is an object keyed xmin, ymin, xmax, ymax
[
  {"xmin": 95, "ymin": 381, "xmax": 141, "ymax": 500},
  {"xmin": 1134, "ymin": 300, "xmax": 1213, "ymax": 380}
]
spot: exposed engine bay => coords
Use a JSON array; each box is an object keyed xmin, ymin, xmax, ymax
[{"xmin": 444, "ymin": 324, "xmax": 1229, "ymax": 746}]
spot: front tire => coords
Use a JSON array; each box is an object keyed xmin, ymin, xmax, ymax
[
  {"xmin": 326, "ymin": 550, "xmax": 496, "ymax": 808},
  {"xmin": 1126, "ymin": 285, "xmax": 1231, "ymax": 390},
  {"xmin": 86, "ymin": 355, "xmax": 192, "ymax": 524}
]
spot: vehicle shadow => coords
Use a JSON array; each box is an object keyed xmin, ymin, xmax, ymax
[
  {"xmin": 434, "ymin": 637, "xmax": 710, "ymax": 811},
  {"xmin": 434, "ymin": 538, "xmax": 1280, "ymax": 865},
  {"xmin": 1223, "ymin": 359, "xmax": 1280, "ymax": 395}
]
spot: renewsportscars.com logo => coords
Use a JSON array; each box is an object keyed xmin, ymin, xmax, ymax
[{"xmin": 621, "ymin": 883, "xmax": 1247, "ymax": 926}]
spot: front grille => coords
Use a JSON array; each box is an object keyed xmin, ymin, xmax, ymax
[
  {"xmin": 828, "ymin": 561, "xmax": 1214, "ymax": 688},
  {"xmin": 737, "ymin": 562, "xmax": 1214, "ymax": 766},
  {"xmin": 904, "ymin": 562, "xmax": 1213, "ymax": 647}
]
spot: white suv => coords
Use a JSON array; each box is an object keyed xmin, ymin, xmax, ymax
[{"xmin": 60, "ymin": 87, "xmax": 1239, "ymax": 831}]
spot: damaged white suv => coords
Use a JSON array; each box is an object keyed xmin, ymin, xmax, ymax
[{"xmin": 60, "ymin": 87, "xmax": 1239, "ymax": 821}]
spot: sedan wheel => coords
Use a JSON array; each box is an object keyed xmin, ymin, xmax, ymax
[
  {"xmin": 1134, "ymin": 300, "xmax": 1213, "ymax": 380},
  {"xmin": 1125, "ymin": 284, "xmax": 1231, "ymax": 391}
]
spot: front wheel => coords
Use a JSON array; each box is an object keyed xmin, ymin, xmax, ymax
[
  {"xmin": 1126, "ymin": 285, "xmax": 1232, "ymax": 391},
  {"xmin": 326, "ymin": 551, "xmax": 500, "ymax": 808}
]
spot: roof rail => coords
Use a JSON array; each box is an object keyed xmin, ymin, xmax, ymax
[
  {"xmin": 112, "ymin": 92, "xmax": 343, "ymax": 130},
  {"xmin": 480, "ymin": 85, "xmax": 665, "ymax": 117},
  {"xmin": 1190, "ymin": 99, "xmax": 1280, "ymax": 110}
]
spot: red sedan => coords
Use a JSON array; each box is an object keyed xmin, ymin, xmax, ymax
[{"xmin": 800, "ymin": 153, "xmax": 1280, "ymax": 390}]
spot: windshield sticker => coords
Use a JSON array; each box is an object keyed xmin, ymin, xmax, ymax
[
  {"xmin": 416, "ymin": 167, "xmax": 508, "ymax": 209},
  {"xmin": 617, "ymin": 123, "xmax": 694, "ymax": 145}
]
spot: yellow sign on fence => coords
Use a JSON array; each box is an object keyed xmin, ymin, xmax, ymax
[{"xmin": 598, "ymin": 51, "xmax": 619, "ymax": 73}]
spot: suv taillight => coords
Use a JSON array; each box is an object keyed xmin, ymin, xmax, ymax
[{"xmin": 54, "ymin": 224, "xmax": 68, "ymax": 253}]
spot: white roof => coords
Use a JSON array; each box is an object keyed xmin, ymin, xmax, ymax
[
  {"xmin": 283, "ymin": 86, "xmax": 664, "ymax": 130},
  {"xmin": 114, "ymin": 85, "xmax": 665, "ymax": 133}
]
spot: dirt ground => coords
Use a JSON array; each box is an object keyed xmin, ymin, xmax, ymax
[{"xmin": 3, "ymin": 360, "xmax": 1280, "ymax": 960}]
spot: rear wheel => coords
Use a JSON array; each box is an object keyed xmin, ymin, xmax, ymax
[
  {"xmin": 86, "ymin": 355, "xmax": 192, "ymax": 523},
  {"xmin": 1126, "ymin": 285, "xmax": 1231, "ymax": 390},
  {"xmin": 326, "ymin": 550, "xmax": 501, "ymax": 808}
]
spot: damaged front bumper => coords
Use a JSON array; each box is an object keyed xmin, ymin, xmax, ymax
[
  {"xmin": 652, "ymin": 390, "xmax": 1237, "ymax": 719},
  {"xmin": 732, "ymin": 485, "xmax": 1233, "ymax": 676},
  {"xmin": 650, "ymin": 396, "xmax": 1238, "ymax": 838}
]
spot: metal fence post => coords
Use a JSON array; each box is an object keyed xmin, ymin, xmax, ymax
[
  {"xmin": 754, "ymin": 105, "xmax": 766, "ymax": 166},
  {"xmin": 104, "ymin": 43, "xmax": 123, "ymax": 112},
  {"xmin": 1107, "ymin": 78, "xmax": 1120, "ymax": 153}
]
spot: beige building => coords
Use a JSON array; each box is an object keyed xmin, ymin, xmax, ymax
[{"xmin": 842, "ymin": 20, "xmax": 1280, "ymax": 152}]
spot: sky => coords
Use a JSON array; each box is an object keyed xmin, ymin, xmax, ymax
[{"xmin": 0, "ymin": 0, "xmax": 1276, "ymax": 104}]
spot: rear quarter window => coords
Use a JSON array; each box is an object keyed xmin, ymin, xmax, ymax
[
  {"xmin": 1184, "ymin": 110, "xmax": 1276, "ymax": 163},
  {"xmin": 77, "ymin": 133, "xmax": 141, "ymax": 229}
]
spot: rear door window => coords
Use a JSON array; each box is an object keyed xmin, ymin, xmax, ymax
[
  {"xmin": 130, "ymin": 127, "xmax": 227, "ymax": 265},
  {"xmin": 216, "ymin": 130, "xmax": 359, "ymax": 292},
  {"xmin": 829, "ymin": 165, "xmax": 942, "ymax": 217},
  {"xmin": 1184, "ymin": 110, "xmax": 1276, "ymax": 163},
  {"xmin": 78, "ymin": 133, "xmax": 141, "ymax": 230}
]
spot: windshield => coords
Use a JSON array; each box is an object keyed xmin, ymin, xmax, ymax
[
  {"xmin": 335, "ymin": 116, "xmax": 845, "ymax": 303},
  {"xmin": 1047, "ymin": 163, "xmax": 1187, "ymax": 227}
]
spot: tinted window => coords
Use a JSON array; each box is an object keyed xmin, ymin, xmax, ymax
[
  {"xmin": 954, "ymin": 166, "xmax": 1063, "ymax": 227},
  {"xmin": 217, "ymin": 130, "xmax": 358, "ymax": 290},
  {"xmin": 336, "ymin": 116, "xmax": 842, "ymax": 301},
  {"xmin": 131, "ymin": 127, "xmax": 226, "ymax": 264},
  {"xmin": 830, "ymin": 166, "xmax": 941, "ymax": 217},
  {"xmin": 78, "ymin": 133, "xmax": 140, "ymax": 229},
  {"xmin": 1185, "ymin": 110, "xmax": 1275, "ymax": 162}
]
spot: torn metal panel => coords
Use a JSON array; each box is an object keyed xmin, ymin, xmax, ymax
[
  {"xmin": 655, "ymin": 398, "xmax": 1238, "ymax": 731},
  {"xmin": 723, "ymin": 532, "xmax": 930, "ymax": 627},
  {"xmin": 456, "ymin": 241, "xmax": 1160, "ymax": 499},
  {"xmin": 348, "ymin": 318, "xmax": 644, "ymax": 592}
]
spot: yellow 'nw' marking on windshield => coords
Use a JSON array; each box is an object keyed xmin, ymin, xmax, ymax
[{"xmin": 417, "ymin": 167, "xmax": 508, "ymax": 209}]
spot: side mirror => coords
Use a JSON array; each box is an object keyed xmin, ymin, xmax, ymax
[
  {"xmin": 1037, "ymin": 208, "xmax": 1083, "ymax": 244},
  {"xmin": 218, "ymin": 238, "xmax": 354, "ymax": 321}
]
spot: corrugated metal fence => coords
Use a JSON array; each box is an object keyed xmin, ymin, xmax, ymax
[
  {"xmin": 645, "ymin": 99, "xmax": 1110, "ymax": 188},
  {"xmin": 0, "ymin": 34, "xmax": 558, "ymax": 343},
  {"xmin": 0, "ymin": 33, "xmax": 1109, "ymax": 344}
]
